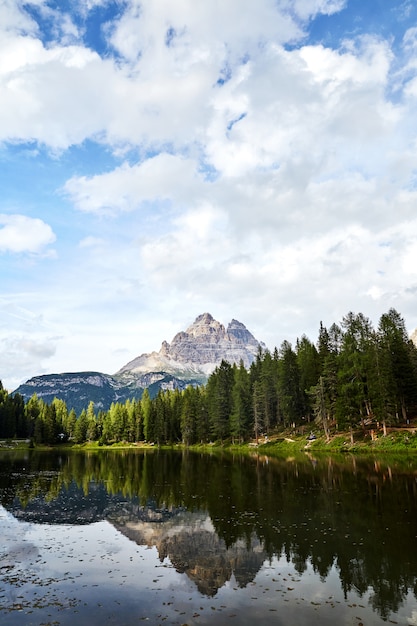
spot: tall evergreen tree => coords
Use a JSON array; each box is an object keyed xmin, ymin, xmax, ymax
[
  {"xmin": 154, "ymin": 390, "xmax": 168, "ymax": 445},
  {"xmin": 180, "ymin": 386, "xmax": 198, "ymax": 445},
  {"xmin": 230, "ymin": 361, "xmax": 252, "ymax": 443},
  {"xmin": 66, "ymin": 408, "xmax": 77, "ymax": 440},
  {"xmin": 309, "ymin": 376, "xmax": 331, "ymax": 440},
  {"xmin": 377, "ymin": 308, "xmax": 417, "ymax": 424},
  {"xmin": 207, "ymin": 360, "xmax": 234, "ymax": 441},
  {"xmin": 195, "ymin": 386, "xmax": 210, "ymax": 443},
  {"xmin": 0, "ymin": 383, "xmax": 16, "ymax": 438},
  {"xmin": 260, "ymin": 350, "xmax": 279, "ymax": 432},
  {"xmin": 86, "ymin": 401, "xmax": 97, "ymax": 441},
  {"xmin": 296, "ymin": 335, "xmax": 321, "ymax": 420},
  {"xmin": 278, "ymin": 341, "xmax": 303, "ymax": 426},
  {"xmin": 52, "ymin": 398, "xmax": 68, "ymax": 435},
  {"xmin": 73, "ymin": 409, "xmax": 88, "ymax": 443},
  {"xmin": 336, "ymin": 312, "xmax": 375, "ymax": 432},
  {"xmin": 252, "ymin": 379, "xmax": 265, "ymax": 443},
  {"xmin": 141, "ymin": 389, "xmax": 153, "ymax": 442}
]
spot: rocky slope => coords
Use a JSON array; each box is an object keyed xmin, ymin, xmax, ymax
[
  {"xmin": 13, "ymin": 370, "xmax": 195, "ymax": 414},
  {"xmin": 117, "ymin": 312, "xmax": 263, "ymax": 382},
  {"xmin": 14, "ymin": 313, "xmax": 264, "ymax": 412}
]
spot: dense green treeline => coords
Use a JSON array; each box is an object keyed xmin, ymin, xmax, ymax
[{"xmin": 1, "ymin": 307, "xmax": 417, "ymax": 445}]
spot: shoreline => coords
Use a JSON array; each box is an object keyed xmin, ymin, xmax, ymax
[{"xmin": 2, "ymin": 426, "xmax": 417, "ymax": 455}]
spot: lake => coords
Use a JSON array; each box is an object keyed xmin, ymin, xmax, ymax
[{"xmin": 0, "ymin": 449, "xmax": 417, "ymax": 625}]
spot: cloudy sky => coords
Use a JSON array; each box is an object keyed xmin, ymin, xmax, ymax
[{"xmin": 1, "ymin": 0, "xmax": 417, "ymax": 390}]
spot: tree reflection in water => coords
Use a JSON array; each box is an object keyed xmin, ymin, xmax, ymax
[{"xmin": 0, "ymin": 449, "xmax": 417, "ymax": 621}]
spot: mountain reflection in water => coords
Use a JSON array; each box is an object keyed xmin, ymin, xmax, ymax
[{"xmin": 1, "ymin": 449, "xmax": 417, "ymax": 624}]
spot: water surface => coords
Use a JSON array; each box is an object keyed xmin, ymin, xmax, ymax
[{"xmin": 0, "ymin": 449, "xmax": 417, "ymax": 625}]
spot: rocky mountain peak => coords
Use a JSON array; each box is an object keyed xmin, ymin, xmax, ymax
[
  {"xmin": 184, "ymin": 312, "xmax": 225, "ymax": 338},
  {"xmin": 192, "ymin": 312, "xmax": 214, "ymax": 325},
  {"xmin": 14, "ymin": 313, "xmax": 266, "ymax": 411},
  {"xmin": 116, "ymin": 313, "xmax": 264, "ymax": 378}
]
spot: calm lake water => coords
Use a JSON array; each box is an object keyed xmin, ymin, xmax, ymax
[{"xmin": 0, "ymin": 449, "xmax": 417, "ymax": 626}]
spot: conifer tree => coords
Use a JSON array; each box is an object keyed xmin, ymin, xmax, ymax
[
  {"xmin": 296, "ymin": 335, "xmax": 321, "ymax": 420},
  {"xmin": 278, "ymin": 341, "xmax": 303, "ymax": 426},
  {"xmin": 207, "ymin": 360, "xmax": 234, "ymax": 441},
  {"xmin": 73, "ymin": 409, "xmax": 88, "ymax": 443},
  {"xmin": 377, "ymin": 308, "xmax": 417, "ymax": 424},
  {"xmin": 252, "ymin": 379, "xmax": 264, "ymax": 443},
  {"xmin": 230, "ymin": 361, "xmax": 252, "ymax": 443},
  {"xmin": 141, "ymin": 388, "xmax": 153, "ymax": 442},
  {"xmin": 0, "ymin": 383, "xmax": 16, "ymax": 438},
  {"xmin": 86, "ymin": 401, "xmax": 97, "ymax": 441},
  {"xmin": 180, "ymin": 386, "xmax": 198, "ymax": 445},
  {"xmin": 66, "ymin": 408, "xmax": 77, "ymax": 440}
]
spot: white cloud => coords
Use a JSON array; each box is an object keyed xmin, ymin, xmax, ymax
[
  {"xmin": 0, "ymin": 214, "xmax": 56, "ymax": 254},
  {"xmin": 64, "ymin": 153, "xmax": 204, "ymax": 214},
  {"xmin": 2, "ymin": 0, "xmax": 417, "ymax": 389},
  {"xmin": 0, "ymin": 299, "xmax": 58, "ymax": 389},
  {"xmin": 0, "ymin": 0, "xmax": 41, "ymax": 36},
  {"xmin": 107, "ymin": 0, "xmax": 303, "ymax": 64},
  {"xmin": 287, "ymin": 0, "xmax": 347, "ymax": 20},
  {"xmin": 140, "ymin": 204, "xmax": 231, "ymax": 283},
  {"xmin": 78, "ymin": 236, "xmax": 106, "ymax": 248},
  {"xmin": 0, "ymin": 0, "xmax": 354, "ymax": 153}
]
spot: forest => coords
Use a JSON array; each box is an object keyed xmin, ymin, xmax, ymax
[{"xmin": 1, "ymin": 308, "xmax": 417, "ymax": 446}]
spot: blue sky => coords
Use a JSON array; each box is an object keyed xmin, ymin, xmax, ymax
[{"xmin": 1, "ymin": 0, "xmax": 417, "ymax": 390}]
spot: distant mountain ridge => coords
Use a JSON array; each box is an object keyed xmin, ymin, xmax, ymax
[{"xmin": 14, "ymin": 313, "xmax": 265, "ymax": 413}]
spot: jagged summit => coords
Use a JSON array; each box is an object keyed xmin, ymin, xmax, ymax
[
  {"xmin": 116, "ymin": 313, "xmax": 263, "ymax": 379},
  {"xmin": 14, "ymin": 313, "xmax": 265, "ymax": 411}
]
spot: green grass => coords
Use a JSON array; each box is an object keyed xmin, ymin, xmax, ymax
[{"xmin": 7, "ymin": 426, "xmax": 417, "ymax": 456}]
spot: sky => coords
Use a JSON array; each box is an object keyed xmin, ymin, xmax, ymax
[{"xmin": 2, "ymin": 0, "xmax": 417, "ymax": 391}]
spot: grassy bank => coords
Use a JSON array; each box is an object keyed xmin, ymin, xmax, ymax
[
  {"xmin": 235, "ymin": 427, "xmax": 417, "ymax": 455},
  {"xmin": 185, "ymin": 425, "xmax": 417, "ymax": 455},
  {"xmin": 2, "ymin": 426, "xmax": 417, "ymax": 455}
]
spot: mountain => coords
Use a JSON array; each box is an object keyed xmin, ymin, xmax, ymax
[
  {"xmin": 14, "ymin": 371, "xmax": 141, "ymax": 414},
  {"xmin": 117, "ymin": 312, "xmax": 263, "ymax": 382},
  {"xmin": 13, "ymin": 313, "xmax": 264, "ymax": 413}
]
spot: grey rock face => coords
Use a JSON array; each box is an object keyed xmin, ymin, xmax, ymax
[
  {"xmin": 117, "ymin": 312, "xmax": 263, "ymax": 378},
  {"xmin": 14, "ymin": 313, "xmax": 264, "ymax": 411}
]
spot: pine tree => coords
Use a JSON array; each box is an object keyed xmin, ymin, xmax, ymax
[
  {"xmin": 336, "ymin": 312, "xmax": 375, "ymax": 433},
  {"xmin": 0, "ymin": 384, "xmax": 15, "ymax": 438},
  {"xmin": 195, "ymin": 387, "xmax": 210, "ymax": 443},
  {"xmin": 86, "ymin": 401, "xmax": 97, "ymax": 441},
  {"xmin": 207, "ymin": 360, "xmax": 234, "ymax": 441},
  {"xmin": 154, "ymin": 391, "xmax": 168, "ymax": 445},
  {"xmin": 168, "ymin": 389, "xmax": 182, "ymax": 443},
  {"xmin": 377, "ymin": 309, "xmax": 417, "ymax": 424},
  {"xmin": 73, "ymin": 409, "xmax": 88, "ymax": 443},
  {"xmin": 252, "ymin": 380, "xmax": 264, "ymax": 443},
  {"xmin": 66, "ymin": 409, "xmax": 77, "ymax": 440},
  {"xmin": 52, "ymin": 398, "xmax": 68, "ymax": 436},
  {"xmin": 40, "ymin": 402, "xmax": 57, "ymax": 444},
  {"xmin": 296, "ymin": 335, "xmax": 321, "ymax": 421},
  {"xmin": 260, "ymin": 350, "xmax": 279, "ymax": 432},
  {"xmin": 180, "ymin": 386, "xmax": 198, "ymax": 445},
  {"xmin": 309, "ymin": 376, "xmax": 331, "ymax": 440},
  {"xmin": 230, "ymin": 361, "xmax": 252, "ymax": 443},
  {"xmin": 141, "ymin": 389, "xmax": 153, "ymax": 442},
  {"xmin": 277, "ymin": 341, "xmax": 303, "ymax": 426}
]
